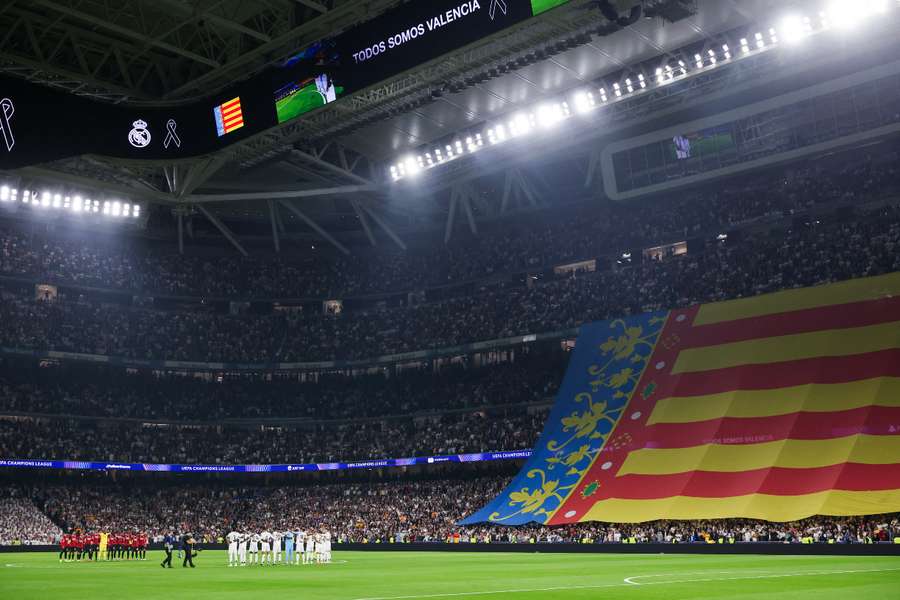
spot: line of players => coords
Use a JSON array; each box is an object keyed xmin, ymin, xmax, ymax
[
  {"xmin": 226, "ymin": 530, "xmax": 331, "ymax": 567},
  {"xmin": 59, "ymin": 532, "xmax": 149, "ymax": 562}
]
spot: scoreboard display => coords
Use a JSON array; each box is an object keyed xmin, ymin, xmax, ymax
[{"xmin": 0, "ymin": 0, "xmax": 571, "ymax": 169}]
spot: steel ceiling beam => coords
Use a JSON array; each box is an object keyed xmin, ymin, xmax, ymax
[
  {"xmin": 162, "ymin": 0, "xmax": 401, "ymax": 99},
  {"xmin": 361, "ymin": 203, "xmax": 406, "ymax": 251},
  {"xmin": 196, "ymin": 204, "xmax": 248, "ymax": 256},
  {"xmin": 188, "ymin": 184, "xmax": 376, "ymax": 203},
  {"xmin": 277, "ymin": 199, "xmax": 351, "ymax": 255},
  {"xmin": 29, "ymin": 0, "xmax": 221, "ymax": 69}
]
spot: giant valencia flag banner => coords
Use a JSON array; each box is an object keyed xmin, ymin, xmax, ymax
[{"xmin": 461, "ymin": 273, "xmax": 900, "ymax": 525}]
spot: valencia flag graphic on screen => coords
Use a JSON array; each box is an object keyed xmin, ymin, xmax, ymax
[
  {"xmin": 461, "ymin": 272, "xmax": 900, "ymax": 525},
  {"xmin": 213, "ymin": 97, "xmax": 244, "ymax": 137}
]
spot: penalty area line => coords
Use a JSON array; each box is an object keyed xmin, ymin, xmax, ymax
[{"xmin": 351, "ymin": 567, "xmax": 900, "ymax": 600}]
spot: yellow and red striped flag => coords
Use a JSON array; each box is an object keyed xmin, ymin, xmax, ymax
[
  {"xmin": 214, "ymin": 97, "xmax": 244, "ymax": 137},
  {"xmin": 462, "ymin": 272, "xmax": 900, "ymax": 525}
]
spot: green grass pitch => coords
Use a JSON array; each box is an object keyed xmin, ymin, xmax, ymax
[
  {"xmin": 1, "ymin": 551, "xmax": 899, "ymax": 599},
  {"xmin": 531, "ymin": 0, "xmax": 571, "ymax": 16},
  {"xmin": 276, "ymin": 84, "xmax": 344, "ymax": 123}
]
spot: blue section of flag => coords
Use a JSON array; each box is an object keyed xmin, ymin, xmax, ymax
[
  {"xmin": 214, "ymin": 106, "xmax": 225, "ymax": 137},
  {"xmin": 458, "ymin": 311, "xmax": 667, "ymax": 526}
]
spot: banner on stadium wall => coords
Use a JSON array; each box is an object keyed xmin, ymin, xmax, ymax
[
  {"xmin": 0, "ymin": 450, "xmax": 532, "ymax": 473},
  {"xmin": 461, "ymin": 272, "xmax": 900, "ymax": 525},
  {"xmin": 0, "ymin": 0, "xmax": 572, "ymax": 169}
]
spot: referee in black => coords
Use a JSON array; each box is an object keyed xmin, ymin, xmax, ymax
[
  {"xmin": 160, "ymin": 531, "xmax": 175, "ymax": 568},
  {"xmin": 182, "ymin": 534, "xmax": 197, "ymax": 568}
]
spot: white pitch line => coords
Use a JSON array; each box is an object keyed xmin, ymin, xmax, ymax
[
  {"xmin": 351, "ymin": 567, "xmax": 900, "ymax": 600},
  {"xmin": 624, "ymin": 571, "xmax": 747, "ymax": 585}
]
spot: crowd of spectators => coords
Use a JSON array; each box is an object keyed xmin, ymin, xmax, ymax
[
  {"xmin": 1, "ymin": 158, "xmax": 896, "ymax": 302},
  {"xmin": 1, "ymin": 199, "xmax": 898, "ymax": 363},
  {"xmin": 0, "ymin": 486, "xmax": 62, "ymax": 544},
  {"xmin": 0, "ymin": 407, "xmax": 548, "ymax": 465},
  {"xmin": 0, "ymin": 353, "xmax": 563, "ymax": 421},
  {"xmin": 3, "ymin": 478, "xmax": 898, "ymax": 546}
]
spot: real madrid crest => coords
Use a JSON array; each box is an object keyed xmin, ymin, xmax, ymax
[{"xmin": 128, "ymin": 119, "xmax": 151, "ymax": 148}]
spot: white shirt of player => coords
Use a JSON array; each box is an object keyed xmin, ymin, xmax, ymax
[
  {"xmin": 272, "ymin": 531, "xmax": 283, "ymax": 548},
  {"xmin": 250, "ymin": 533, "xmax": 261, "ymax": 550}
]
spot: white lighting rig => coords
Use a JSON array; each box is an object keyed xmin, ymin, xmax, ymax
[
  {"xmin": 388, "ymin": 0, "xmax": 899, "ymax": 182},
  {"xmin": 0, "ymin": 184, "xmax": 142, "ymax": 220}
]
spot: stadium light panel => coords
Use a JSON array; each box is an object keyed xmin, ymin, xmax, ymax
[
  {"xmin": 827, "ymin": 0, "xmax": 889, "ymax": 29},
  {"xmin": 0, "ymin": 185, "xmax": 8, "ymax": 201},
  {"xmin": 53, "ymin": 194, "xmax": 62, "ymax": 208},
  {"xmin": 779, "ymin": 14, "xmax": 810, "ymax": 43},
  {"xmin": 510, "ymin": 113, "xmax": 533, "ymax": 136},
  {"xmin": 740, "ymin": 37, "xmax": 751, "ymax": 53},
  {"xmin": 403, "ymin": 156, "xmax": 421, "ymax": 176},
  {"xmin": 536, "ymin": 103, "xmax": 563, "ymax": 128},
  {"xmin": 573, "ymin": 91, "xmax": 596, "ymax": 113}
]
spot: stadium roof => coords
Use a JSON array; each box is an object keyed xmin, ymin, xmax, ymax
[{"xmin": 0, "ymin": 0, "xmax": 869, "ymax": 253}]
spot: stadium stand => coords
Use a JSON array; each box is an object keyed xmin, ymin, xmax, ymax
[
  {"xmin": 1, "ymin": 477, "xmax": 897, "ymax": 546},
  {"xmin": 5, "ymin": 5, "xmax": 900, "ymax": 600},
  {"xmin": 1, "ymin": 193, "xmax": 899, "ymax": 363}
]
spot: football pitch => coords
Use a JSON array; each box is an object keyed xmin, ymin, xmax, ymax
[{"xmin": 1, "ymin": 551, "xmax": 899, "ymax": 599}]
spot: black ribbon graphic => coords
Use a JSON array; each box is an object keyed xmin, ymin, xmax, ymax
[
  {"xmin": 0, "ymin": 98, "xmax": 14, "ymax": 152},
  {"xmin": 164, "ymin": 119, "xmax": 181, "ymax": 149}
]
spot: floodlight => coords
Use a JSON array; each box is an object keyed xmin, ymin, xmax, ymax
[
  {"xmin": 827, "ymin": 0, "xmax": 888, "ymax": 29},
  {"xmin": 510, "ymin": 113, "xmax": 532, "ymax": 136},
  {"xmin": 573, "ymin": 91, "xmax": 595, "ymax": 113},
  {"xmin": 779, "ymin": 14, "xmax": 808, "ymax": 43},
  {"xmin": 403, "ymin": 156, "xmax": 420, "ymax": 175},
  {"xmin": 536, "ymin": 104, "xmax": 563, "ymax": 128},
  {"xmin": 0, "ymin": 185, "xmax": 8, "ymax": 201},
  {"xmin": 72, "ymin": 196, "xmax": 83, "ymax": 212}
]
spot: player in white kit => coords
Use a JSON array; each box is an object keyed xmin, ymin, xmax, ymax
[
  {"xmin": 304, "ymin": 531, "xmax": 315, "ymax": 564},
  {"xmin": 226, "ymin": 530, "xmax": 240, "ymax": 567},
  {"xmin": 249, "ymin": 532, "xmax": 260, "ymax": 565},
  {"xmin": 272, "ymin": 531, "xmax": 282, "ymax": 564},
  {"xmin": 294, "ymin": 530, "xmax": 306, "ymax": 565},
  {"xmin": 238, "ymin": 532, "xmax": 248, "ymax": 566},
  {"xmin": 323, "ymin": 531, "xmax": 332, "ymax": 564},
  {"xmin": 260, "ymin": 530, "xmax": 271, "ymax": 565}
]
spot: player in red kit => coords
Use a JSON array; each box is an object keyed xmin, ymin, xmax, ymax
[{"xmin": 59, "ymin": 534, "xmax": 68, "ymax": 562}]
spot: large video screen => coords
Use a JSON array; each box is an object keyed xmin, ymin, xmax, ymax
[
  {"xmin": 531, "ymin": 0, "xmax": 570, "ymax": 15},
  {"xmin": 275, "ymin": 74, "xmax": 345, "ymax": 124},
  {"xmin": 670, "ymin": 125, "xmax": 736, "ymax": 160},
  {"xmin": 1, "ymin": 0, "xmax": 574, "ymax": 168}
]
